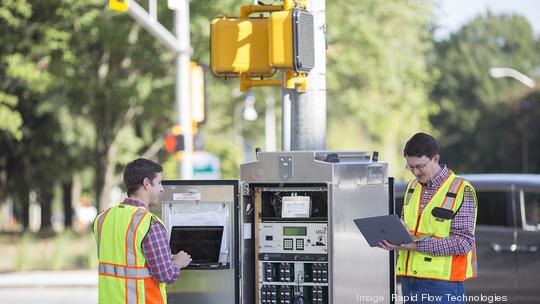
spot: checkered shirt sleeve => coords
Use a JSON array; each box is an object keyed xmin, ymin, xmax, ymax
[{"xmin": 141, "ymin": 218, "xmax": 180, "ymax": 284}]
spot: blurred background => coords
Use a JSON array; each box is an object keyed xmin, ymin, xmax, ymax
[{"xmin": 0, "ymin": 0, "xmax": 539, "ymax": 302}]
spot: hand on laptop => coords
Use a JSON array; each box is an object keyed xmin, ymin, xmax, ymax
[
  {"xmin": 172, "ymin": 250, "xmax": 192, "ymax": 268},
  {"xmin": 378, "ymin": 240, "xmax": 417, "ymax": 251}
]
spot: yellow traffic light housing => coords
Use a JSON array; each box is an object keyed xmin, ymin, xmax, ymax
[
  {"xmin": 269, "ymin": 8, "xmax": 314, "ymax": 73},
  {"xmin": 209, "ymin": 1, "xmax": 313, "ymax": 92},
  {"xmin": 190, "ymin": 61, "xmax": 205, "ymax": 124},
  {"xmin": 268, "ymin": 10, "xmax": 293, "ymax": 70},
  {"xmin": 210, "ymin": 17, "xmax": 275, "ymax": 78}
]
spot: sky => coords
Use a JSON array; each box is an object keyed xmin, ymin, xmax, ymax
[{"xmin": 435, "ymin": 0, "xmax": 540, "ymax": 39}]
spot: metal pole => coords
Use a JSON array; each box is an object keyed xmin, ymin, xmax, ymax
[
  {"xmin": 281, "ymin": 73, "xmax": 292, "ymax": 151},
  {"xmin": 286, "ymin": 0, "xmax": 326, "ymax": 151},
  {"xmin": 233, "ymin": 102, "xmax": 245, "ymax": 160},
  {"xmin": 523, "ymin": 113, "xmax": 529, "ymax": 173},
  {"xmin": 175, "ymin": 1, "xmax": 193, "ymax": 178},
  {"xmin": 521, "ymin": 99, "xmax": 531, "ymax": 173},
  {"xmin": 149, "ymin": 0, "xmax": 157, "ymax": 20},
  {"xmin": 265, "ymin": 93, "xmax": 277, "ymax": 151},
  {"xmin": 127, "ymin": 1, "xmax": 184, "ymax": 54}
]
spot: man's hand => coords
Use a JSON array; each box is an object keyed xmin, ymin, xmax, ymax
[
  {"xmin": 172, "ymin": 250, "xmax": 192, "ymax": 268},
  {"xmin": 378, "ymin": 240, "xmax": 417, "ymax": 251}
]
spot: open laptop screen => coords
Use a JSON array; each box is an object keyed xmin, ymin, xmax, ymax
[{"xmin": 169, "ymin": 226, "xmax": 224, "ymax": 264}]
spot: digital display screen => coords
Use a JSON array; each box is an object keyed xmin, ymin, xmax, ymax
[
  {"xmin": 283, "ymin": 226, "xmax": 307, "ymax": 236},
  {"xmin": 170, "ymin": 226, "xmax": 223, "ymax": 264}
]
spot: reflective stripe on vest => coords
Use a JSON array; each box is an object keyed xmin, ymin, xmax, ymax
[
  {"xmin": 440, "ymin": 177, "xmax": 465, "ymax": 210},
  {"xmin": 96, "ymin": 207, "xmax": 112, "ymax": 259},
  {"xmin": 126, "ymin": 208, "xmax": 148, "ymax": 266},
  {"xmin": 404, "ymin": 179, "xmax": 418, "ymax": 206},
  {"xmin": 396, "ymin": 173, "xmax": 478, "ymax": 281},
  {"xmin": 99, "ymin": 263, "xmax": 151, "ymax": 279}
]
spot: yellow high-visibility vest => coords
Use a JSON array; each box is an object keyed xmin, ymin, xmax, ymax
[
  {"xmin": 93, "ymin": 204, "xmax": 168, "ymax": 303},
  {"xmin": 396, "ymin": 172, "xmax": 478, "ymax": 281}
]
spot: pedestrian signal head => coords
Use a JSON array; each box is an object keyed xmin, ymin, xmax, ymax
[{"xmin": 269, "ymin": 8, "xmax": 314, "ymax": 73}]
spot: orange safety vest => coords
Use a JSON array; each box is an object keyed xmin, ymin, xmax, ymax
[{"xmin": 396, "ymin": 173, "xmax": 478, "ymax": 281}]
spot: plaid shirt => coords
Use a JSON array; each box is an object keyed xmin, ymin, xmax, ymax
[
  {"xmin": 404, "ymin": 166, "xmax": 477, "ymax": 256},
  {"xmin": 123, "ymin": 198, "xmax": 180, "ymax": 284}
]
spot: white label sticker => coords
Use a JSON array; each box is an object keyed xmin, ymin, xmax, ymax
[
  {"xmin": 173, "ymin": 192, "xmax": 201, "ymax": 201},
  {"xmin": 243, "ymin": 223, "xmax": 252, "ymax": 239},
  {"xmin": 281, "ymin": 196, "xmax": 311, "ymax": 218}
]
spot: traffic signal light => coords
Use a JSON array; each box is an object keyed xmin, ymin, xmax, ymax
[
  {"xmin": 164, "ymin": 121, "xmax": 203, "ymax": 154},
  {"xmin": 164, "ymin": 134, "xmax": 184, "ymax": 153}
]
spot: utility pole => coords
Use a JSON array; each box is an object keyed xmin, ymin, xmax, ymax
[
  {"xmin": 123, "ymin": 0, "xmax": 193, "ymax": 178},
  {"xmin": 174, "ymin": 1, "xmax": 193, "ymax": 179},
  {"xmin": 282, "ymin": 0, "xmax": 326, "ymax": 151},
  {"xmin": 265, "ymin": 93, "xmax": 277, "ymax": 151}
]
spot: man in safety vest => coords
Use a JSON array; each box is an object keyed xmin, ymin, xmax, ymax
[
  {"xmin": 93, "ymin": 158, "xmax": 192, "ymax": 303},
  {"xmin": 379, "ymin": 133, "xmax": 478, "ymax": 304}
]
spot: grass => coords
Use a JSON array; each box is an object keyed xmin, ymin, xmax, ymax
[{"xmin": 0, "ymin": 231, "xmax": 98, "ymax": 272}]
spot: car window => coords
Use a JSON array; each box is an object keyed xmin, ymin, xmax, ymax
[
  {"xmin": 476, "ymin": 191, "xmax": 513, "ymax": 227},
  {"xmin": 522, "ymin": 191, "xmax": 540, "ymax": 231}
]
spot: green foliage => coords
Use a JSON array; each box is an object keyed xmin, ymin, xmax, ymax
[
  {"xmin": 4, "ymin": 0, "xmax": 539, "ymax": 233},
  {"xmin": 0, "ymin": 0, "xmax": 31, "ymax": 27},
  {"xmin": 189, "ymin": 0, "xmax": 260, "ymax": 178},
  {"xmin": 0, "ymin": 0, "xmax": 31, "ymax": 141},
  {"xmin": 326, "ymin": 0, "xmax": 436, "ymax": 178},
  {"xmin": 430, "ymin": 12, "xmax": 540, "ymax": 173},
  {"xmin": 0, "ymin": 0, "xmax": 80, "ymax": 229},
  {"xmin": 6, "ymin": 232, "xmax": 97, "ymax": 271},
  {"xmin": 1, "ymin": 0, "xmax": 442, "ymax": 210},
  {"xmin": 189, "ymin": 0, "xmax": 439, "ymax": 179},
  {"xmin": 0, "ymin": 92, "xmax": 22, "ymax": 140}
]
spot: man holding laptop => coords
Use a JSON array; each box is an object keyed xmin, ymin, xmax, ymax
[{"xmin": 379, "ymin": 133, "xmax": 478, "ymax": 304}]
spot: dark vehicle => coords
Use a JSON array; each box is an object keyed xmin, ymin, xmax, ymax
[{"xmin": 395, "ymin": 174, "xmax": 540, "ymax": 303}]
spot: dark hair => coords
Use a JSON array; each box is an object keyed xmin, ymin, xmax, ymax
[
  {"xmin": 123, "ymin": 158, "xmax": 163, "ymax": 196},
  {"xmin": 403, "ymin": 132, "xmax": 439, "ymax": 158}
]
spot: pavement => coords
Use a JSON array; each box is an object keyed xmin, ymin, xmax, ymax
[
  {"xmin": 0, "ymin": 270, "xmax": 98, "ymax": 304},
  {"xmin": 0, "ymin": 270, "xmax": 97, "ymax": 288}
]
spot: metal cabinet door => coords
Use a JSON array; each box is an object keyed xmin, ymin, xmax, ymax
[
  {"xmin": 465, "ymin": 189, "xmax": 517, "ymax": 301},
  {"xmin": 158, "ymin": 180, "xmax": 240, "ymax": 304},
  {"xmin": 516, "ymin": 189, "xmax": 540, "ymax": 303}
]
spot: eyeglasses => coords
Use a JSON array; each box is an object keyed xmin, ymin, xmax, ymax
[{"xmin": 405, "ymin": 159, "xmax": 431, "ymax": 171}]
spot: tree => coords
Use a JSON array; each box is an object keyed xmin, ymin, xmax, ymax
[
  {"xmin": 172, "ymin": 0, "xmax": 439, "ymax": 179},
  {"xmin": 1, "ymin": 0, "xmax": 445, "ymax": 227},
  {"xmin": 0, "ymin": 0, "xmax": 74, "ymax": 231},
  {"xmin": 46, "ymin": 0, "xmax": 183, "ymax": 210},
  {"xmin": 430, "ymin": 12, "xmax": 540, "ymax": 173},
  {"xmin": 0, "ymin": 1, "xmax": 25, "ymax": 142},
  {"xmin": 193, "ymin": 0, "xmax": 439, "ymax": 180},
  {"xmin": 325, "ymin": 0, "xmax": 436, "ymax": 178}
]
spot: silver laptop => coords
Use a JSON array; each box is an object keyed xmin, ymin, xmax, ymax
[{"xmin": 353, "ymin": 214, "xmax": 413, "ymax": 247}]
